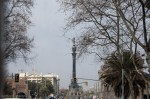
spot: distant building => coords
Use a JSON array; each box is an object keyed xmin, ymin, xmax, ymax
[
  {"xmin": 4, "ymin": 76, "xmax": 28, "ymax": 98},
  {"xmin": 19, "ymin": 72, "xmax": 59, "ymax": 95},
  {"xmin": 5, "ymin": 72, "xmax": 60, "ymax": 98}
]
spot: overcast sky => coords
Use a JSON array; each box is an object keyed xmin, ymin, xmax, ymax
[{"xmin": 8, "ymin": 0, "xmax": 100, "ymax": 89}]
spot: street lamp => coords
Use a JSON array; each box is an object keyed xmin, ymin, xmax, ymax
[{"xmin": 56, "ymin": 78, "xmax": 60, "ymax": 98}]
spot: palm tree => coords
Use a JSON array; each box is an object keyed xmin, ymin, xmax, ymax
[{"xmin": 100, "ymin": 50, "xmax": 148, "ymax": 99}]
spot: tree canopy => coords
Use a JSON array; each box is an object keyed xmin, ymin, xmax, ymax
[
  {"xmin": 39, "ymin": 79, "xmax": 54, "ymax": 97},
  {"xmin": 3, "ymin": 0, "xmax": 34, "ymax": 63},
  {"xmin": 28, "ymin": 79, "xmax": 54, "ymax": 98},
  {"xmin": 58, "ymin": 0, "xmax": 150, "ymax": 71}
]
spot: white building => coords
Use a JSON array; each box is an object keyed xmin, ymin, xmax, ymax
[{"xmin": 19, "ymin": 72, "xmax": 59, "ymax": 94}]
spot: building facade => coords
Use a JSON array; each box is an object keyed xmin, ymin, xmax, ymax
[
  {"xmin": 19, "ymin": 72, "xmax": 59, "ymax": 95},
  {"xmin": 5, "ymin": 72, "xmax": 59, "ymax": 98}
]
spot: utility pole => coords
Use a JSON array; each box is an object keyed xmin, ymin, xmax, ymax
[{"xmin": 115, "ymin": 0, "xmax": 124, "ymax": 98}]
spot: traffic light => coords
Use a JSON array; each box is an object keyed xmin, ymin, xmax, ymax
[
  {"xmin": 15, "ymin": 73, "xmax": 19, "ymax": 82},
  {"xmin": 74, "ymin": 77, "xmax": 76, "ymax": 81}
]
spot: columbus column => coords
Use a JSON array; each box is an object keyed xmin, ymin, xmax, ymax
[{"xmin": 69, "ymin": 38, "xmax": 82, "ymax": 99}]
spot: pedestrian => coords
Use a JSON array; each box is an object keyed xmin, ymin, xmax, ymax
[
  {"xmin": 49, "ymin": 96, "xmax": 54, "ymax": 99},
  {"xmin": 100, "ymin": 96, "xmax": 103, "ymax": 99}
]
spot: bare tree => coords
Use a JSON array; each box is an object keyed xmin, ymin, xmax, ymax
[
  {"xmin": 58, "ymin": 0, "xmax": 150, "ymax": 98},
  {"xmin": 3, "ymin": 0, "xmax": 34, "ymax": 63},
  {"xmin": 58, "ymin": 0, "xmax": 150, "ymax": 69},
  {"xmin": 116, "ymin": 0, "xmax": 150, "ymax": 71},
  {"xmin": 58, "ymin": 0, "xmax": 129, "ymax": 60}
]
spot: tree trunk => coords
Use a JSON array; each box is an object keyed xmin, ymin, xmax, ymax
[
  {"xmin": 128, "ymin": 80, "xmax": 135, "ymax": 99},
  {"xmin": 146, "ymin": 52, "xmax": 150, "ymax": 72},
  {"xmin": 125, "ymin": 74, "xmax": 135, "ymax": 99},
  {"xmin": 0, "ymin": 0, "xmax": 4, "ymax": 98}
]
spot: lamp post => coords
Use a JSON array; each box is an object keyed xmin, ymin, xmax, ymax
[
  {"xmin": 115, "ymin": 0, "xmax": 124, "ymax": 98},
  {"xmin": 44, "ymin": 79, "xmax": 46, "ymax": 99},
  {"xmin": 120, "ymin": 19, "xmax": 124, "ymax": 99},
  {"xmin": 56, "ymin": 78, "xmax": 60, "ymax": 98}
]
